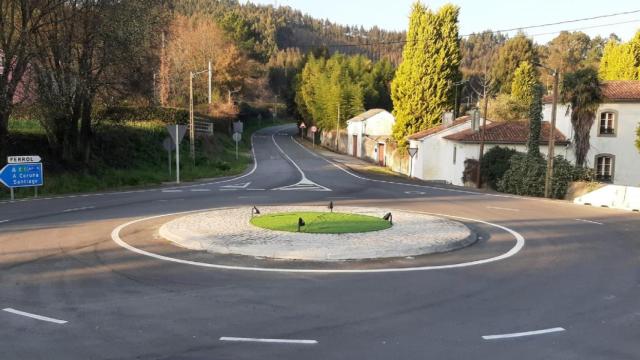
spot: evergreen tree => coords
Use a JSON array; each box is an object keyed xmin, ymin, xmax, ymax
[
  {"xmin": 527, "ymin": 85, "xmax": 543, "ymax": 157},
  {"xmin": 491, "ymin": 34, "xmax": 537, "ymax": 93},
  {"xmin": 391, "ymin": 2, "xmax": 461, "ymax": 146},
  {"xmin": 511, "ymin": 61, "xmax": 539, "ymax": 108}
]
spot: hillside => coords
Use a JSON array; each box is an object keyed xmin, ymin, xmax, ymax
[{"xmin": 174, "ymin": 0, "xmax": 406, "ymax": 64}]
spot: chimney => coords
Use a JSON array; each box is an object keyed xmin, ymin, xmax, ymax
[{"xmin": 442, "ymin": 111, "xmax": 454, "ymax": 127}]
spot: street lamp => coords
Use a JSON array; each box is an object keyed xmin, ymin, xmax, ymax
[
  {"xmin": 189, "ymin": 61, "xmax": 212, "ymax": 162},
  {"xmin": 533, "ymin": 63, "xmax": 560, "ymax": 199}
]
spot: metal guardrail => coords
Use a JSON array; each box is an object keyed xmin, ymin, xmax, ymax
[{"xmin": 192, "ymin": 120, "xmax": 213, "ymax": 136}]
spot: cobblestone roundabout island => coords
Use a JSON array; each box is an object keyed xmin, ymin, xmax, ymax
[{"xmin": 159, "ymin": 206, "xmax": 477, "ymax": 261}]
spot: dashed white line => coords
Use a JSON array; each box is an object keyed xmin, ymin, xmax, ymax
[
  {"xmin": 161, "ymin": 189, "xmax": 183, "ymax": 193},
  {"xmin": 62, "ymin": 206, "xmax": 95, "ymax": 213},
  {"xmin": 190, "ymin": 189, "xmax": 211, "ymax": 192},
  {"xmin": 0, "ymin": 219, "xmax": 8, "ymax": 224},
  {"xmin": 486, "ymin": 206, "xmax": 520, "ymax": 212},
  {"xmin": 219, "ymin": 337, "xmax": 318, "ymax": 345},
  {"xmin": 575, "ymin": 218, "xmax": 604, "ymax": 225},
  {"xmin": 3, "ymin": 308, "xmax": 68, "ymax": 324},
  {"xmin": 482, "ymin": 327, "xmax": 565, "ymax": 340}
]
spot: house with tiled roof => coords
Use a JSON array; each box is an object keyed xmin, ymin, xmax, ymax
[
  {"xmin": 543, "ymin": 80, "xmax": 640, "ymax": 186},
  {"xmin": 407, "ymin": 114, "xmax": 570, "ymax": 186}
]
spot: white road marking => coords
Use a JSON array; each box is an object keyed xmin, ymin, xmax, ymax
[
  {"xmin": 405, "ymin": 191, "xmax": 426, "ymax": 195},
  {"xmin": 0, "ymin": 219, "xmax": 9, "ymax": 224},
  {"xmin": 486, "ymin": 206, "xmax": 520, "ymax": 212},
  {"xmin": 190, "ymin": 189, "xmax": 211, "ymax": 192},
  {"xmin": 221, "ymin": 182, "xmax": 251, "ymax": 189},
  {"xmin": 3, "ymin": 308, "xmax": 68, "ymax": 324},
  {"xmin": 219, "ymin": 337, "xmax": 317, "ymax": 345},
  {"xmin": 111, "ymin": 207, "xmax": 525, "ymax": 273},
  {"xmin": 161, "ymin": 190, "xmax": 183, "ymax": 193},
  {"xmin": 575, "ymin": 218, "xmax": 604, "ymax": 225},
  {"xmin": 62, "ymin": 206, "xmax": 95, "ymax": 213},
  {"xmin": 327, "ymin": 196, "xmax": 354, "ymax": 199},
  {"xmin": 270, "ymin": 134, "xmax": 331, "ymax": 192},
  {"xmin": 482, "ymin": 327, "xmax": 565, "ymax": 340}
]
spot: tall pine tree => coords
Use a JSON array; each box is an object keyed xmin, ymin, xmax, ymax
[{"xmin": 391, "ymin": 2, "xmax": 461, "ymax": 146}]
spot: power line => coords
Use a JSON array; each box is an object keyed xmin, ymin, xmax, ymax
[
  {"xmin": 528, "ymin": 18, "xmax": 640, "ymax": 38},
  {"xmin": 292, "ymin": 9, "xmax": 640, "ymax": 49}
]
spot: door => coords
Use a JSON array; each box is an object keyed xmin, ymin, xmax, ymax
[
  {"xmin": 377, "ymin": 143, "xmax": 385, "ymax": 166},
  {"xmin": 352, "ymin": 135, "xmax": 358, "ymax": 157}
]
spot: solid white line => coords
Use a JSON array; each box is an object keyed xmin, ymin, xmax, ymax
[
  {"xmin": 575, "ymin": 218, "xmax": 604, "ymax": 225},
  {"xmin": 62, "ymin": 206, "xmax": 95, "ymax": 213},
  {"xmin": 111, "ymin": 207, "xmax": 525, "ymax": 273},
  {"xmin": 482, "ymin": 327, "xmax": 565, "ymax": 340},
  {"xmin": 219, "ymin": 337, "xmax": 318, "ymax": 344},
  {"xmin": 3, "ymin": 308, "xmax": 68, "ymax": 324},
  {"xmin": 190, "ymin": 189, "xmax": 211, "ymax": 192},
  {"xmin": 161, "ymin": 190, "xmax": 183, "ymax": 193},
  {"xmin": 0, "ymin": 219, "xmax": 9, "ymax": 224},
  {"xmin": 486, "ymin": 206, "xmax": 520, "ymax": 212}
]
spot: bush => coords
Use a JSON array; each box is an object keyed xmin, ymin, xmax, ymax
[
  {"xmin": 498, "ymin": 153, "xmax": 546, "ymax": 197},
  {"xmin": 498, "ymin": 153, "xmax": 587, "ymax": 199},
  {"xmin": 481, "ymin": 146, "xmax": 518, "ymax": 189}
]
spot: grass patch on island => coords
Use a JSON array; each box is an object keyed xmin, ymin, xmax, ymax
[{"xmin": 250, "ymin": 211, "xmax": 392, "ymax": 234}]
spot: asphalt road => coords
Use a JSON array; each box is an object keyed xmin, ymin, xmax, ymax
[{"xmin": 1, "ymin": 124, "xmax": 639, "ymax": 359}]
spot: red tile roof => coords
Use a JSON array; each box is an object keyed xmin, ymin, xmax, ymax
[
  {"xmin": 443, "ymin": 121, "xmax": 569, "ymax": 145},
  {"xmin": 407, "ymin": 115, "xmax": 470, "ymax": 140},
  {"xmin": 544, "ymin": 80, "xmax": 640, "ymax": 103}
]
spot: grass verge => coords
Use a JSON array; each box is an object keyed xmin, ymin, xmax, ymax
[
  {"xmin": 2, "ymin": 117, "xmax": 289, "ymax": 199},
  {"xmin": 250, "ymin": 211, "xmax": 392, "ymax": 234}
]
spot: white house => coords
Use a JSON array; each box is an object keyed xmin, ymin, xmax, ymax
[
  {"xmin": 346, "ymin": 109, "xmax": 395, "ymax": 166},
  {"xmin": 543, "ymin": 80, "xmax": 640, "ymax": 186},
  {"xmin": 408, "ymin": 115, "xmax": 569, "ymax": 186}
]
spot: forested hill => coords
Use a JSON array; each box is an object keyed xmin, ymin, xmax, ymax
[{"xmin": 174, "ymin": 0, "xmax": 406, "ymax": 64}]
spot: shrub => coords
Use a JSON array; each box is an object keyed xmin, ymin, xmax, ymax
[
  {"xmin": 481, "ymin": 146, "xmax": 518, "ymax": 189},
  {"xmin": 498, "ymin": 153, "xmax": 546, "ymax": 197},
  {"xmin": 499, "ymin": 153, "xmax": 586, "ymax": 199}
]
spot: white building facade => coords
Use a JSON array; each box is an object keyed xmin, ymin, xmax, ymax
[
  {"xmin": 346, "ymin": 109, "xmax": 395, "ymax": 165},
  {"xmin": 543, "ymin": 80, "xmax": 640, "ymax": 186}
]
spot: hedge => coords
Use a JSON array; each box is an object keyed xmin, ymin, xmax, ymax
[{"xmin": 481, "ymin": 146, "xmax": 518, "ymax": 189}]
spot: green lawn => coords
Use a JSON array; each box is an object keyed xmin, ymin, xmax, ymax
[{"xmin": 250, "ymin": 212, "xmax": 392, "ymax": 234}]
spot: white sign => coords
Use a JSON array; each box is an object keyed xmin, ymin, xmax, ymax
[
  {"xmin": 310, "ymin": 126, "xmax": 318, "ymax": 133},
  {"xmin": 232, "ymin": 132, "xmax": 242, "ymax": 142},
  {"xmin": 408, "ymin": 148, "xmax": 419, "ymax": 157},
  {"xmin": 8, "ymin": 155, "xmax": 41, "ymax": 164}
]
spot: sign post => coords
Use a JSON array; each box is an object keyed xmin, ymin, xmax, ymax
[
  {"xmin": 310, "ymin": 126, "xmax": 318, "ymax": 148},
  {"xmin": 299, "ymin": 122, "xmax": 306, "ymax": 138},
  {"xmin": 0, "ymin": 161, "xmax": 44, "ymax": 201},
  {"xmin": 408, "ymin": 147, "xmax": 418, "ymax": 178},
  {"xmin": 167, "ymin": 124, "xmax": 187, "ymax": 184},
  {"xmin": 162, "ymin": 137, "xmax": 176, "ymax": 177},
  {"xmin": 232, "ymin": 132, "xmax": 242, "ymax": 160}
]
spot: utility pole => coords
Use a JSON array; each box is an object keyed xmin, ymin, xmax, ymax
[
  {"xmin": 274, "ymin": 94, "xmax": 278, "ymax": 120},
  {"xmin": 336, "ymin": 103, "xmax": 340, "ymax": 152},
  {"xmin": 208, "ymin": 61, "xmax": 212, "ymax": 105},
  {"xmin": 544, "ymin": 69, "xmax": 560, "ymax": 198},
  {"xmin": 189, "ymin": 71, "xmax": 195, "ymax": 161},
  {"xmin": 476, "ymin": 83, "xmax": 489, "ymax": 189},
  {"xmin": 453, "ymin": 80, "xmax": 468, "ymax": 119}
]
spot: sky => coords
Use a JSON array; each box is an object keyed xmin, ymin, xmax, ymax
[{"xmin": 248, "ymin": 0, "xmax": 640, "ymax": 44}]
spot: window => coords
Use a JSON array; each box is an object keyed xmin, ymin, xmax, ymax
[
  {"xmin": 599, "ymin": 111, "xmax": 616, "ymax": 136},
  {"xmin": 595, "ymin": 154, "xmax": 614, "ymax": 182}
]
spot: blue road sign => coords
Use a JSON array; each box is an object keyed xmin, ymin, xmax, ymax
[{"xmin": 0, "ymin": 163, "xmax": 44, "ymax": 188}]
